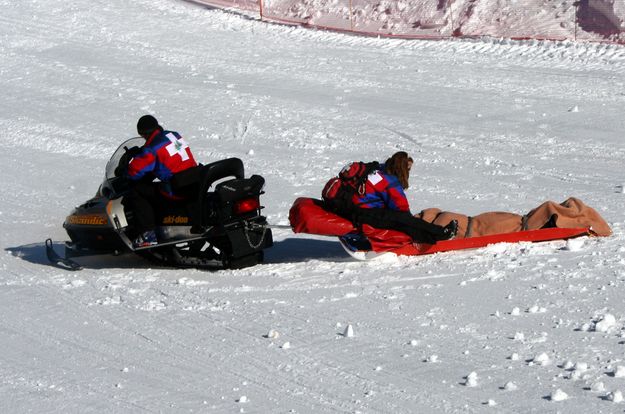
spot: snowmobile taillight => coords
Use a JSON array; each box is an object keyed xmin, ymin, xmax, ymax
[{"xmin": 234, "ymin": 197, "xmax": 260, "ymax": 215}]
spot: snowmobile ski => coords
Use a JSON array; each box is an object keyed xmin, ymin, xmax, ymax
[{"xmin": 45, "ymin": 238, "xmax": 82, "ymax": 271}]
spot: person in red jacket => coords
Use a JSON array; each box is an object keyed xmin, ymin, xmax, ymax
[
  {"xmin": 352, "ymin": 151, "xmax": 457, "ymax": 244},
  {"xmin": 124, "ymin": 115, "xmax": 198, "ymax": 248}
]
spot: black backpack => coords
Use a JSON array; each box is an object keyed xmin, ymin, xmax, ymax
[{"xmin": 321, "ymin": 161, "xmax": 380, "ymax": 216}]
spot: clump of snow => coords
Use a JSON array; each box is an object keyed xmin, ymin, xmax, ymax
[
  {"xmin": 608, "ymin": 390, "xmax": 624, "ymax": 403},
  {"xmin": 594, "ymin": 314, "xmax": 618, "ymax": 332},
  {"xmin": 509, "ymin": 353, "xmax": 520, "ymax": 361},
  {"xmin": 464, "ymin": 371, "xmax": 479, "ymax": 387},
  {"xmin": 564, "ymin": 237, "xmax": 585, "ymax": 251},
  {"xmin": 504, "ymin": 381, "xmax": 518, "ymax": 391},
  {"xmin": 513, "ymin": 332, "xmax": 525, "ymax": 341},
  {"xmin": 265, "ymin": 329, "xmax": 280, "ymax": 339},
  {"xmin": 510, "ymin": 307, "xmax": 521, "ymax": 316},
  {"xmin": 485, "ymin": 399, "xmax": 497, "ymax": 406},
  {"xmin": 568, "ymin": 105, "xmax": 580, "ymax": 113},
  {"xmin": 613, "ymin": 366, "xmax": 625, "ymax": 377},
  {"xmin": 281, "ymin": 341, "xmax": 291, "ymax": 349},
  {"xmin": 532, "ymin": 352, "xmax": 551, "ymax": 366},
  {"xmin": 579, "ymin": 323, "xmax": 592, "ymax": 332},
  {"xmin": 237, "ymin": 396, "xmax": 248, "ymax": 403},
  {"xmin": 343, "ymin": 324, "xmax": 354, "ymax": 338},
  {"xmin": 591, "ymin": 382, "xmax": 606, "ymax": 392},
  {"xmin": 574, "ymin": 362, "xmax": 589, "ymax": 372},
  {"xmin": 527, "ymin": 305, "xmax": 547, "ymax": 314},
  {"xmin": 64, "ymin": 279, "xmax": 86, "ymax": 289},
  {"xmin": 408, "ymin": 339, "xmax": 419, "ymax": 346},
  {"xmin": 426, "ymin": 355, "xmax": 439, "ymax": 363},
  {"xmin": 550, "ymin": 388, "xmax": 569, "ymax": 401}
]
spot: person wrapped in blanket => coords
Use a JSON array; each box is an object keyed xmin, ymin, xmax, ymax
[{"xmin": 347, "ymin": 151, "xmax": 457, "ymax": 244}]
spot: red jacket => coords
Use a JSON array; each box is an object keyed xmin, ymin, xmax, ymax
[
  {"xmin": 352, "ymin": 168, "xmax": 410, "ymax": 212},
  {"xmin": 128, "ymin": 129, "xmax": 197, "ymax": 182}
]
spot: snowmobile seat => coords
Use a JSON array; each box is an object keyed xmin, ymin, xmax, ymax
[{"xmin": 193, "ymin": 158, "xmax": 246, "ymax": 228}]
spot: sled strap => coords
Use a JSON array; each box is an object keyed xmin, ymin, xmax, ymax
[
  {"xmin": 521, "ymin": 215, "xmax": 529, "ymax": 230},
  {"xmin": 464, "ymin": 216, "xmax": 473, "ymax": 238}
]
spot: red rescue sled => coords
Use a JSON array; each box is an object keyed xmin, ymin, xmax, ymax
[{"xmin": 289, "ymin": 197, "xmax": 590, "ymax": 258}]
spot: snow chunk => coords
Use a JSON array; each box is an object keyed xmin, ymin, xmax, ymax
[
  {"xmin": 281, "ymin": 341, "xmax": 291, "ymax": 349},
  {"xmin": 343, "ymin": 324, "xmax": 354, "ymax": 338},
  {"xmin": 485, "ymin": 399, "xmax": 496, "ymax": 406},
  {"xmin": 568, "ymin": 105, "xmax": 579, "ymax": 113},
  {"xmin": 513, "ymin": 332, "xmax": 525, "ymax": 341},
  {"xmin": 64, "ymin": 279, "xmax": 86, "ymax": 289},
  {"xmin": 564, "ymin": 238, "xmax": 585, "ymax": 251},
  {"xmin": 613, "ymin": 366, "xmax": 625, "ymax": 378},
  {"xmin": 527, "ymin": 305, "xmax": 547, "ymax": 314},
  {"xmin": 550, "ymin": 388, "xmax": 568, "ymax": 401},
  {"xmin": 574, "ymin": 362, "xmax": 588, "ymax": 372},
  {"xmin": 510, "ymin": 307, "xmax": 521, "ymax": 316},
  {"xmin": 464, "ymin": 371, "xmax": 478, "ymax": 387},
  {"xmin": 595, "ymin": 314, "xmax": 617, "ymax": 332},
  {"xmin": 426, "ymin": 354, "xmax": 439, "ymax": 363},
  {"xmin": 608, "ymin": 390, "xmax": 624, "ymax": 403},
  {"xmin": 532, "ymin": 352, "xmax": 551, "ymax": 366},
  {"xmin": 504, "ymin": 381, "xmax": 518, "ymax": 391},
  {"xmin": 591, "ymin": 382, "xmax": 606, "ymax": 392},
  {"xmin": 237, "ymin": 396, "xmax": 248, "ymax": 403},
  {"xmin": 579, "ymin": 323, "xmax": 592, "ymax": 332},
  {"xmin": 509, "ymin": 353, "xmax": 520, "ymax": 361},
  {"xmin": 265, "ymin": 329, "xmax": 280, "ymax": 339}
]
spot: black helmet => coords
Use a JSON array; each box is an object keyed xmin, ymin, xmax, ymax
[{"xmin": 136, "ymin": 115, "xmax": 161, "ymax": 136}]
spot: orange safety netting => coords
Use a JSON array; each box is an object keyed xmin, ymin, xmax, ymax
[{"xmin": 188, "ymin": 0, "xmax": 625, "ymax": 44}]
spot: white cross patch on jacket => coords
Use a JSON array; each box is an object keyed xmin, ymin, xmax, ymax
[{"xmin": 165, "ymin": 132, "xmax": 190, "ymax": 161}]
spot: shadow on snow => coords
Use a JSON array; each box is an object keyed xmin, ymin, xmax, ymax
[{"xmin": 6, "ymin": 237, "xmax": 349, "ymax": 270}]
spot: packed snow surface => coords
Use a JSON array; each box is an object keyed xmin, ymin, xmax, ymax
[{"xmin": 1, "ymin": 0, "xmax": 625, "ymax": 412}]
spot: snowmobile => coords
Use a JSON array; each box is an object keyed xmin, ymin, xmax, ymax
[{"xmin": 46, "ymin": 138, "xmax": 273, "ymax": 270}]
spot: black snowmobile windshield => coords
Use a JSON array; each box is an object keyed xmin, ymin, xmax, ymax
[{"xmin": 105, "ymin": 137, "xmax": 145, "ymax": 180}]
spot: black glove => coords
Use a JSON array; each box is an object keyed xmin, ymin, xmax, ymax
[{"xmin": 126, "ymin": 146, "xmax": 142, "ymax": 157}]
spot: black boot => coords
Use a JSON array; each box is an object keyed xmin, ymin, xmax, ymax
[{"xmin": 442, "ymin": 220, "xmax": 458, "ymax": 240}]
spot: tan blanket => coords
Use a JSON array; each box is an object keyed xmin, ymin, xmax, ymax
[{"xmin": 416, "ymin": 197, "xmax": 611, "ymax": 238}]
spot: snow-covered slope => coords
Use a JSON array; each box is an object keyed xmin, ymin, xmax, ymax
[{"xmin": 1, "ymin": 0, "xmax": 625, "ymax": 412}]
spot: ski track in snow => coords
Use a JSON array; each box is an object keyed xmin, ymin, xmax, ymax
[{"xmin": 1, "ymin": 0, "xmax": 625, "ymax": 412}]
